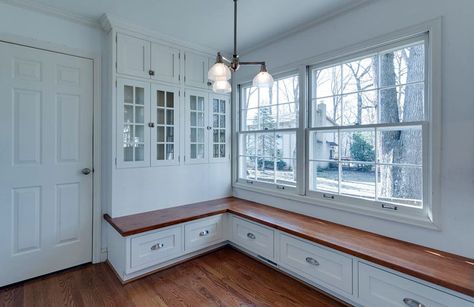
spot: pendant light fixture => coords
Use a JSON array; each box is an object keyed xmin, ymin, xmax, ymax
[{"xmin": 208, "ymin": 0, "xmax": 273, "ymax": 93}]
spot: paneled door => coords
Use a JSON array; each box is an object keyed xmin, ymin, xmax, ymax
[{"xmin": 0, "ymin": 42, "xmax": 93, "ymax": 286}]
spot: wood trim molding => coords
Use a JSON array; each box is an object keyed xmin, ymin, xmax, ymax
[{"xmin": 104, "ymin": 197, "xmax": 474, "ymax": 297}]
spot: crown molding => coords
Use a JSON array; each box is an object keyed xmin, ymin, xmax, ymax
[
  {"xmin": 239, "ymin": 0, "xmax": 377, "ymax": 56},
  {"xmin": 0, "ymin": 0, "xmax": 101, "ymax": 29},
  {"xmin": 100, "ymin": 14, "xmax": 216, "ymax": 55}
]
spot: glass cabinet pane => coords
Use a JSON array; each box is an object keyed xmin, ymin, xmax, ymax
[
  {"xmin": 120, "ymin": 82, "xmax": 149, "ymax": 165},
  {"xmin": 211, "ymin": 98, "xmax": 227, "ymax": 159},
  {"xmin": 154, "ymin": 88, "xmax": 177, "ymax": 162},
  {"xmin": 189, "ymin": 94, "xmax": 206, "ymax": 161}
]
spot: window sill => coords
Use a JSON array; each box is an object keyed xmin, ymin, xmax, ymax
[{"xmin": 232, "ymin": 182, "xmax": 440, "ymax": 231}]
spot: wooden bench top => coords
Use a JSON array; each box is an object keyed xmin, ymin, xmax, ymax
[{"xmin": 104, "ymin": 197, "xmax": 474, "ymax": 297}]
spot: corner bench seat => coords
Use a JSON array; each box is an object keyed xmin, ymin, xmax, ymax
[{"xmin": 105, "ymin": 197, "xmax": 474, "ymax": 302}]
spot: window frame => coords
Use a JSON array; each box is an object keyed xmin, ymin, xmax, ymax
[
  {"xmin": 306, "ymin": 35, "xmax": 430, "ymax": 218},
  {"xmin": 233, "ymin": 19, "xmax": 441, "ymax": 228},
  {"xmin": 237, "ymin": 71, "xmax": 300, "ymax": 192}
]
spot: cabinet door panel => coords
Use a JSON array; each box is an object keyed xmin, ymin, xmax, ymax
[
  {"xmin": 116, "ymin": 33, "xmax": 150, "ymax": 79},
  {"xmin": 150, "ymin": 83, "xmax": 180, "ymax": 166},
  {"xmin": 184, "ymin": 52, "xmax": 208, "ymax": 89},
  {"xmin": 151, "ymin": 43, "xmax": 180, "ymax": 84},
  {"xmin": 185, "ymin": 90, "xmax": 208, "ymax": 164},
  {"xmin": 209, "ymin": 94, "xmax": 230, "ymax": 162},
  {"xmin": 116, "ymin": 78, "xmax": 150, "ymax": 168}
]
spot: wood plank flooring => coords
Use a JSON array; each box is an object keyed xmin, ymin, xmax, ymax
[{"xmin": 0, "ymin": 247, "xmax": 346, "ymax": 307}]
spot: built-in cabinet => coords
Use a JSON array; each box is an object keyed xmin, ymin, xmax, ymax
[
  {"xmin": 107, "ymin": 213, "xmax": 474, "ymax": 306},
  {"xmin": 114, "ymin": 32, "xmax": 229, "ymax": 168}
]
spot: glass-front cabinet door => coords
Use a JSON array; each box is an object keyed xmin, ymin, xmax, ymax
[
  {"xmin": 116, "ymin": 78, "xmax": 150, "ymax": 168},
  {"xmin": 186, "ymin": 90, "xmax": 208, "ymax": 163},
  {"xmin": 150, "ymin": 84, "xmax": 180, "ymax": 166},
  {"xmin": 210, "ymin": 94, "xmax": 230, "ymax": 162}
]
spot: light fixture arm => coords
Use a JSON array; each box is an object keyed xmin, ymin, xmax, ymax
[{"xmin": 208, "ymin": 0, "xmax": 273, "ymax": 93}]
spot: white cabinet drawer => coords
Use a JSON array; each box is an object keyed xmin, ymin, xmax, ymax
[
  {"xmin": 130, "ymin": 226, "xmax": 183, "ymax": 270},
  {"xmin": 358, "ymin": 262, "xmax": 474, "ymax": 307},
  {"xmin": 231, "ymin": 216, "xmax": 274, "ymax": 260},
  {"xmin": 279, "ymin": 234, "xmax": 353, "ymax": 295},
  {"xmin": 184, "ymin": 215, "xmax": 224, "ymax": 252}
]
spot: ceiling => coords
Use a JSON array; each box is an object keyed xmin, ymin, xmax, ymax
[{"xmin": 6, "ymin": 0, "xmax": 368, "ymax": 53}]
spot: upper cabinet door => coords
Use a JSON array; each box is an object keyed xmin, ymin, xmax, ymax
[
  {"xmin": 150, "ymin": 43, "xmax": 180, "ymax": 84},
  {"xmin": 116, "ymin": 78, "xmax": 151, "ymax": 168},
  {"xmin": 117, "ymin": 33, "xmax": 151, "ymax": 79},
  {"xmin": 209, "ymin": 94, "xmax": 230, "ymax": 163},
  {"xmin": 150, "ymin": 83, "xmax": 180, "ymax": 167},
  {"xmin": 184, "ymin": 51, "xmax": 209, "ymax": 89}
]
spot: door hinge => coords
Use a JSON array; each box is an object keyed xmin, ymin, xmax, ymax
[
  {"xmin": 184, "ymin": 54, "xmax": 186, "ymax": 61},
  {"xmin": 115, "ymin": 34, "xmax": 117, "ymax": 43},
  {"xmin": 179, "ymin": 53, "xmax": 181, "ymax": 59},
  {"xmin": 115, "ymin": 157, "xmax": 117, "ymax": 165},
  {"xmin": 184, "ymin": 156, "xmax": 186, "ymax": 162},
  {"xmin": 184, "ymin": 76, "xmax": 186, "ymax": 82},
  {"xmin": 178, "ymin": 74, "xmax": 181, "ymax": 81},
  {"xmin": 115, "ymin": 61, "xmax": 117, "ymax": 69},
  {"xmin": 178, "ymin": 155, "xmax": 180, "ymax": 162},
  {"xmin": 179, "ymin": 90, "xmax": 181, "ymax": 97},
  {"xmin": 115, "ymin": 80, "xmax": 117, "ymax": 87}
]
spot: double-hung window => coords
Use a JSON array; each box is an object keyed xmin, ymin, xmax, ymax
[
  {"xmin": 308, "ymin": 35, "xmax": 428, "ymax": 214},
  {"xmin": 238, "ymin": 74, "xmax": 299, "ymax": 189}
]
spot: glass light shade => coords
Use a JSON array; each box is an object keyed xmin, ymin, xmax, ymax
[
  {"xmin": 252, "ymin": 71, "xmax": 274, "ymax": 88},
  {"xmin": 212, "ymin": 80, "xmax": 232, "ymax": 94},
  {"xmin": 208, "ymin": 62, "xmax": 231, "ymax": 81}
]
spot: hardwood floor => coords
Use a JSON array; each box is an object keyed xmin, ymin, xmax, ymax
[{"xmin": 0, "ymin": 247, "xmax": 346, "ymax": 307}]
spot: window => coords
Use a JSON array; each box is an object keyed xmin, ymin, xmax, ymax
[
  {"xmin": 308, "ymin": 37, "xmax": 427, "ymax": 210},
  {"xmin": 236, "ymin": 27, "xmax": 439, "ymax": 223},
  {"xmin": 238, "ymin": 74, "xmax": 299, "ymax": 188}
]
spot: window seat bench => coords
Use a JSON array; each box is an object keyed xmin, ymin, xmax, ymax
[{"xmin": 104, "ymin": 197, "xmax": 474, "ymax": 306}]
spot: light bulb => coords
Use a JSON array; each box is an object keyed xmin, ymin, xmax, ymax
[
  {"xmin": 252, "ymin": 71, "xmax": 274, "ymax": 88},
  {"xmin": 208, "ymin": 62, "xmax": 231, "ymax": 81},
  {"xmin": 212, "ymin": 80, "xmax": 232, "ymax": 94}
]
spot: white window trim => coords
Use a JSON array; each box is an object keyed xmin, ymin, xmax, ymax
[
  {"xmin": 237, "ymin": 71, "xmax": 300, "ymax": 192},
  {"xmin": 232, "ymin": 18, "xmax": 442, "ymax": 230}
]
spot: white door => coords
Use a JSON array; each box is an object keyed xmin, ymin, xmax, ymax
[
  {"xmin": 184, "ymin": 51, "xmax": 209, "ymax": 89},
  {"xmin": 0, "ymin": 42, "xmax": 94, "ymax": 286},
  {"xmin": 150, "ymin": 42, "xmax": 180, "ymax": 84},
  {"xmin": 116, "ymin": 33, "xmax": 151, "ymax": 79}
]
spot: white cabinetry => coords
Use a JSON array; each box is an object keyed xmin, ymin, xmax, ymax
[
  {"xmin": 184, "ymin": 215, "xmax": 225, "ymax": 253},
  {"xmin": 231, "ymin": 216, "xmax": 275, "ymax": 260},
  {"xmin": 279, "ymin": 234, "xmax": 353, "ymax": 295},
  {"xmin": 116, "ymin": 78, "xmax": 180, "ymax": 167},
  {"xmin": 150, "ymin": 42, "xmax": 180, "ymax": 84},
  {"xmin": 116, "ymin": 78, "xmax": 150, "ymax": 168},
  {"xmin": 184, "ymin": 51, "xmax": 210, "ymax": 89},
  {"xmin": 116, "ymin": 33, "xmax": 150, "ymax": 78},
  {"xmin": 184, "ymin": 90, "xmax": 231, "ymax": 164},
  {"xmin": 358, "ymin": 262, "xmax": 473, "ymax": 307}
]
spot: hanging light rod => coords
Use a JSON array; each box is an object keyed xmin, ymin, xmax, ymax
[{"xmin": 208, "ymin": 0, "xmax": 274, "ymax": 94}]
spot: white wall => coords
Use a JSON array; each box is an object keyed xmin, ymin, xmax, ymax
[
  {"xmin": 0, "ymin": 2, "xmax": 102, "ymax": 55},
  {"xmin": 234, "ymin": 0, "xmax": 474, "ymax": 258}
]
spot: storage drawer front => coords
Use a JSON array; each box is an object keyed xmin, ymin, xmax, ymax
[
  {"xmin": 358, "ymin": 262, "xmax": 473, "ymax": 307},
  {"xmin": 185, "ymin": 215, "xmax": 224, "ymax": 252},
  {"xmin": 231, "ymin": 217, "xmax": 274, "ymax": 260},
  {"xmin": 279, "ymin": 234, "xmax": 353, "ymax": 294},
  {"xmin": 130, "ymin": 226, "xmax": 182, "ymax": 269}
]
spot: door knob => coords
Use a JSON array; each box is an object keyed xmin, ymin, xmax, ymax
[{"xmin": 81, "ymin": 168, "xmax": 92, "ymax": 175}]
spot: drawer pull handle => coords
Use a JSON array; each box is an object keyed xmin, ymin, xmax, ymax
[
  {"xmin": 403, "ymin": 298, "xmax": 425, "ymax": 307},
  {"xmin": 150, "ymin": 243, "xmax": 164, "ymax": 251},
  {"xmin": 199, "ymin": 230, "xmax": 210, "ymax": 237},
  {"xmin": 247, "ymin": 233, "xmax": 256, "ymax": 240},
  {"xmin": 305, "ymin": 257, "xmax": 319, "ymax": 266}
]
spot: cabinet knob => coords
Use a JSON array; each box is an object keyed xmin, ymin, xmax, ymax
[
  {"xmin": 403, "ymin": 298, "xmax": 425, "ymax": 307},
  {"xmin": 149, "ymin": 70, "xmax": 155, "ymax": 76},
  {"xmin": 199, "ymin": 230, "xmax": 210, "ymax": 237},
  {"xmin": 207, "ymin": 81, "xmax": 212, "ymax": 86},
  {"xmin": 305, "ymin": 257, "xmax": 319, "ymax": 266},
  {"xmin": 148, "ymin": 122, "xmax": 155, "ymax": 128},
  {"xmin": 81, "ymin": 168, "xmax": 92, "ymax": 175},
  {"xmin": 206, "ymin": 126, "xmax": 212, "ymax": 130},
  {"xmin": 247, "ymin": 233, "xmax": 256, "ymax": 240},
  {"xmin": 150, "ymin": 243, "xmax": 164, "ymax": 251}
]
